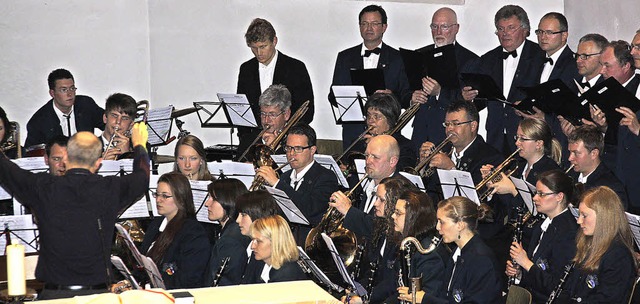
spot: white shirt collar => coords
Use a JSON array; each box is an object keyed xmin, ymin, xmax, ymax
[
  {"xmin": 547, "ymin": 44, "xmax": 567, "ymax": 64},
  {"xmin": 291, "ymin": 160, "xmax": 315, "ymax": 182},
  {"xmin": 360, "ymin": 42, "xmax": 383, "ymax": 56},
  {"xmin": 453, "ymin": 136, "xmax": 477, "ymax": 160},
  {"xmin": 259, "ymin": 49, "xmax": 279, "ymax": 69}
]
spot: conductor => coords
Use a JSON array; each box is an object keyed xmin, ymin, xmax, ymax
[{"xmin": 0, "ymin": 122, "xmax": 150, "ymax": 299}]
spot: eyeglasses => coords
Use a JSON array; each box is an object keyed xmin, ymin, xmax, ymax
[
  {"xmin": 495, "ymin": 25, "xmax": 522, "ymax": 35},
  {"xmin": 514, "ymin": 135, "xmax": 536, "ymax": 142},
  {"xmin": 367, "ymin": 113, "xmax": 386, "ymax": 121},
  {"xmin": 57, "ymin": 86, "xmax": 77, "ymax": 94},
  {"xmin": 442, "ymin": 120, "xmax": 472, "ymax": 128},
  {"xmin": 260, "ymin": 111, "xmax": 284, "ymax": 119},
  {"xmin": 574, "ymin": 52, "xmax": 601, "ymax": 60},
  {"xmin": 283, "ymin": 145, "xmax": 312, "ymax": 153},
  {"xmin": 534, "ymin": 191, "xmax": 556, "ymax": 197},
  {"xmin": 152, "ymin": 192, "xmax": 173, "ymax": 199},
  {"xmin": 359, "ymin": 21, "xmax": 384, "ymax": 28},
  {"xmin": 534, "ymin": 29, "xmax": 566, "ymax": 36},
  {"xmin": 430, "ymin": 23, "xmax": 458, "ymax": 32}
]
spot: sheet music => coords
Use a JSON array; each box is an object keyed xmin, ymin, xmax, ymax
[
  {"xmin": 437, "ymin": 169, "xmax": 480, "ymax": 204},
  {"xmin": 321, "ymin": 233, "xmax": 364, "ymax": 296},
  {"xmin": 314, "ymin": 154, "xmax": 349, "ymax": 188},
  {"xmin": 270, "ymin": 154, "xmax": 290, "ymax": 171},
  {"xmin": 0, "ymin": 157, "xmax": 48, "ymax": 208},
  {"xmin": 266, "ymin": 187, "xmax": 309, "ymax": 225},
  {"xmin": 111, "ymin": 256, "xmax": 142, "ymax": 289},
  {"xmin": 146, "ymin": 106, "xmax": 173, "ymax": 145},
  {"xmin": 626, "ymin": 212, "xmax": 640, "ymax": 249},
  {"xmin": 510, "ymin": 177, "xmax": 537, "ymax": 215},
  {"xmin": 98, "ymin": 159, "xmax": 134, "ymax": 176},
  {"xmin": 0, "ymin": 215, "xmax": 39, "ymax": 254},
  {"xmin": 208, "ymin": 161, "xmax": 256, "ymax": 189},
  {"xmin": 297, "ymin": 246, "xmax": 344, "ymax": 292},
  {"xmin": 569, "ymin": 205, "xmax": 579, "ymax": 219},
  {"xmin": 399, "ymin": 171, "xmax": 426, "ymax": 192},
  {"xmin": 119, "ymin": 175, "xmax": 160, "ymax": 219},
  {"xmin": 217, "ymin": 93, "xmax": 258, "ymax": 127},
  {"xmin": 331, "ymin": 85, "xmax": 367, "ymax": 122},
  {"xmin": 354, "ymin": 159, "xmax": 367, "ymax": 180},
  {"xmin": 190, "ymin": 180, "xmax": 215, "ymax": 224},
  {"xmin": 115, "ymin": 223, "xmax": 165, "ymax": 289}
]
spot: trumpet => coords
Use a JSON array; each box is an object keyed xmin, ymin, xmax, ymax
[
  {"xmin": 102, "ymin": 101, "xmax": 149, "ymax": 159},
  {"xmin": 387, "ymin": 102, "xmax": 421, "ymax": 136},
  {"xmin": 406, "ymin": 134, "xmax": 454, "ymax": 177},
  {"xmin": 476, "ymin": 148, "xmax": 521, "ymax": 202}
]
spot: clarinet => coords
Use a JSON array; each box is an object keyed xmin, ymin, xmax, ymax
[
  {"xmin": 545, "ymin": 262, "xmax": 575, "ymax": 304},
  {"xmin": 508, "ymin": 208, "xmax": 525, "ymax": 288},
  {"xmin": 212, "ymin": 256, "xmax": 231, "ymax": 287},
  {"xmin": 363, "ymin": 255, "xmax": 380, "ymax": 304},
  {"xmin": 351, "ymin": 242, "xmax": 366, "ymax": 280},
  {"xmin": 398, "ymin": 243, "xmax": 412, "ymax": 304}
]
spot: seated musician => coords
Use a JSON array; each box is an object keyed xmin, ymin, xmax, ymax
[
  {"xmin": 566, "ymin": 125, "xmax": 628, "ymax": 209},
  {"xmin": 392, "ymin": 189, "xmax": 448, "ymax": 303},
  {"xmin": 255, "ymin": 124, "xmax": 339, "ymax": 245},
  {"xmin": 44, "ymin": 135, "xmax": 68, "ymax": 176},
  {"xmin": 333, "ymin": 177, "xmax": 416, "ymax": 303},
  {"xmin": 172, "ymin": 134, "xmax": 213, "ymax": 181},
  {"xmin": 351, "ymin": 92, "xmax": 417, "ymax": 170},
  {"xmin": 140, "ymin": 172, "xmax": 211, "ymax": 289},
  {"xmin": 236, "ymin": 84, "xmax": 291, "ymax": 161},
  {"xmin": 557, "ymin": 186, "xmax": 636, "ymax": 303},
  {"xmin": 100, "ymin": 93, "xmax": 136, "ymax": 160},
  {"xmin": 505, "ymin": 170, "xmax": 578, "ymax": 303},
  {"xmin": 235, "ymin": 190, "xmax": 281, "ymax": 283},
  {"xmin": 202, "ymin": 178, "xmax": 250, "ymax": 286},
  {"xmin": 399, "ymin": 197, "xmax": 503, "ymax": 303},
  {"xmin": 0, "ymin": 106, "xmax": 23, "ymax": 159},
  {"xmin": 243, "ymin": 215, "xmax": 307, "ymax": 284}
]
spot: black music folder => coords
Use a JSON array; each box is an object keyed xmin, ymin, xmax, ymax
[
  {"xmin": 350, "ymin": 68, "xmax": 385, "ymax": 96},
  {"xmin": 461, "ymin": 73, "xmax": 506, "ymax": 101},
  {"xmin": 580, "ymin": 77, "xmax": 640, "ymax": 126},
  {"xmin": 400, "ymin": 44, "xmax": 458, "ymax": 90},
  {"xmin": 517, "ymin": 79, "xmax": 587, "ymax": 124}
]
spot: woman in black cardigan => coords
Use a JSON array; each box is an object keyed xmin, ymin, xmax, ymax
[{"xmin": 140, "ymin": 172, "xmax": 211, "ymax": 289}]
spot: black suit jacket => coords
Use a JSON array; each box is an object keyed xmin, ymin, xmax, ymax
[
  {"xmin": 276, "ymin": 161, "xmax": 339, "ymax": 245},
  {"xmin": 522, "ymin": 210, "xmax": 578, "ymax": 303},
  {"xmin": 352, "ymin": 133, "xmax": 417, "ymax": 171},
  {"xmin": 330, "ymin": 43, "xmax": 412, "ymax": 150},
  {"xmin": 140, "ymin": 217, "xmax": 211, "ymax": 289},
  {"xmin": 539, "ymin": 46, "xmax": 580, "ymax": 88},
  {"xmin": 25, "ymin": 95, "xmax": 105, "ymax": 148},
  {"xmin": 513, "ymin": 155, "xmax": 560, "ymax": 185},
  {"xmin": 243, "ymin": 260, "xmax": 307, "ymax": 284},
  {"xmin": 411, "ymin": 43, "xmax": 479, "ymax": 149},
  {"xmin": 203, "ymin": 221, "xmax": 251, "ymax": 286},
  {"xmin": 569, "ymin": 162, "xmax": 629, "ymax": 209},
  {"xmin": 469, "ymin": 40, "xmax": 545, "ymax": 154},
  {"xmin": 421, "ymin": 235, "xmax": 504, "ymax": 304},
  {"xmin": 236, "ymin": 51, "xmax": 314, "ymax": 136},
  {"xmin": 360, "ymin": 236, "xmax": 400, "ymax": 304},
  {"xmin": 602, "ymin": 74, "xmax": 640, "ymax": 172},
  {"xmin": 617, "ymin": 108, "xmax": 640, "ymax": 212}
]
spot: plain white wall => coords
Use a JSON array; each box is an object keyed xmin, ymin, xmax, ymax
[
  {"xmin": 565, "ymin": 0, "xmax": 640, "ymax": 45},
  {"xmin": 1, "ymin": 0, "xmax": 565, "ymax": 156}
]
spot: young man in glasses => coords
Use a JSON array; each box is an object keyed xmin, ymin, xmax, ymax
[
  {"xmin": 236, "ymin": 84, "xmax": 291, "ymax": 161},
  {"xmin": 411, "ymin": 7, "xmax": 478, "ymax": 151},
  {"xmin": 25, "ymin": 68, "xmax": 104, "ymax": 149},
  {"xmin": 255, "ymin": 124, "xmax": 339, "ymax": 245}
]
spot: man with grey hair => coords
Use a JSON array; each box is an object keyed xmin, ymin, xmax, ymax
[
  {"xmin": 236, "ymin": 18, "xmax": 314, "ymax": 146},
  {"xmin": 0, "ymin": 125, "xmax": 149, "ymax": 299},
  {"xmin": 462, "ymin": 4, "xmax": 545, "ymax": 155},
  {"xmin": 236, "ymin": 84, "xmax": 292, "ymax": 160},
  {"xmin": 631, "ymin": 29, "xmax": 640, "ymax": 74},
  {"xmin": 410, "ymin": 7, "xmax": 478, "ymax": 150}
]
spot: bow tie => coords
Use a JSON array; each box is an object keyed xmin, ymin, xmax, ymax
[
  {"xmin": 544, "ymin": 57, "xmax": 554, "ymax": 65},
  {"xmin": 502, "ymin": 50, "xmax": 517, "ymax": 59},
  {"xmin": 581, "ymin": 81, "xmax": 591, "ymax": 89},
  {"xmin": 363, "ymin": 47, "xmax": 381, "ymax": 57}
]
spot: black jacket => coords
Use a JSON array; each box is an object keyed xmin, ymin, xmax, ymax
[
  {"xmin": 203, "ymin": 221, "xmax": 250, "ymax": 286},
  {"xmin": 569, "ymin": 162, "xmax": 629, "ymax": 209}
]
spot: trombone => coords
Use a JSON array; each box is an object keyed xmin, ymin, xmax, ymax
[{"xmin": 475, "ymin": 148, "xmax": 521, "ymax": 202}]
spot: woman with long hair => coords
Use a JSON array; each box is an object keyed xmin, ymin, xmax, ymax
[
  {"xmin": 173, "ymin": 135, "xmax": 212, "ymax": 180},
  {"xmin": 506, "ymin": 169, "xmax": 578, "ymax": 303},
  {"xmin": 245, "ymin": 215, "xmax": 306, "ymax": 283},
  {"xmin": 203, "ymin": 178, "xmax": 249, "ymax": 286},
  {"xmin": 394, "ymin": 189, "xmax": 447, "ymax": 303},
  {"xmin": 140, "ymin": 172, "xmax": 211, "ymax": 289},
  {"xmin": 556, "ymin": 186, "xmax": 636, "ymax": 302},
  {"xmin": 401, "ymin": 197, "xmax": 502, "ymax": 303}
]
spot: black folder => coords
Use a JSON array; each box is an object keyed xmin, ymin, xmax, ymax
[
  {"xmin": 518, "ymin": 79, "xmax": 589, "ymax": 126},
  {"xmin": 400, "ymin": 45, "xmax": 459, "ymax": 90},
  {"xmin": 350, "ymin": 68, "xmax": 385, "ymax": 96},
  {"xmin": 461, "ymin": 73, "xmax": 506, "ymax": 101},
  {"xmin": 580, "ymin": 77, "xmax": 640, "ymax": 126}
]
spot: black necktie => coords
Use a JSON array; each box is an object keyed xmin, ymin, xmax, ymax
[
  {"xmin": 502, "ymin": 50, "xmax": 517, "ymax": 59},
  {"xmin": 293, "ymin": 180, "xmax": 299, "ymax": 191},
  {"xmin": 64, "ymin": 114, "xmax": 71, "ymax": 137},
  {"xmin": 581, "ymin": 81, "xmax": 591, "ymax": 89},
  {"xmin": 363, "ymin": 47, "xmax": 381, "ymax": 57},
  {"xmin": 544, "ymin": 57, "xmax": 554, "ymax": 65}
]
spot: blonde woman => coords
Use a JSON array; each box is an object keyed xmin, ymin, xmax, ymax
[
  {"xmin": 173, "ymin": 135, "xmax": 212, "ymax": 180},
  {"xmin": 244, "ymin": 215, "xmax": 306, "ymax": 284}
]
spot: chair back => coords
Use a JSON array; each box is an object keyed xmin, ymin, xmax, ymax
[{"xmin": 506, "ymin": 285, "xmax": 532, "ymax": 304}]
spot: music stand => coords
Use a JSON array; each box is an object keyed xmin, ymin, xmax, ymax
[
  {"xmin": 195, "ymin": 94, "xmax": 258, "ymax": 128},
  {"xmin": 0, "ymin": 217, "xmax": 39, "ymax": 254},
  {"xmin": 436, "ymin": 169, "xmax": 480, "ymax": 204},
  {"xmin": 330, "ymin": 85, "xmax": 367, "ymax": 125},
  {"xmin": 297, "ymin": 246, "xmax": 344, "ymax": 293},
  {"xmin": 145, "ymin": 106, "xmax": 175, "ymax": 147}
]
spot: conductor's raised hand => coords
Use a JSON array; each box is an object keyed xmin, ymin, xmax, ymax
[{"xmin": 131, "ymin": 122, "xmax": 148, "ymax": 148}]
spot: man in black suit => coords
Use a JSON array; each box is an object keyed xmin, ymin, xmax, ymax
[
  {"xmin": 25, "ymin": 68, "xmax": 104, "ymax": 149},
  {"xmin": 330, "ymin": 4, "xmax": 411, "ymax": 150},
  {"xmin": 236, "ymin": 18, "xmax": 313, "ymax": 143},
  {"xmin": 462, "ymin": 5, "xmax": 545, "ymax": 155},
  {"xmin": 255, "ymin": 124, "xmax": 339, "ymax": 245},
  {"xmin": 411, "ymin": 7, "xmax": 478, "ymax": 150},
  {"xmin": 567, "ymin": 125, "xmax": 628, "ymax": 209}
]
